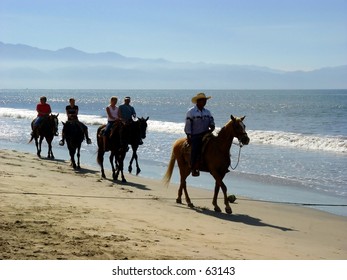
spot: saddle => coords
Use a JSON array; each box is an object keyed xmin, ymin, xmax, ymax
[{"xmin": 183, "ymin": 132, "xmax": 215, "ymax": 169}]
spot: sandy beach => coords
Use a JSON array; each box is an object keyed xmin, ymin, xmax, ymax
[{"xmin": 0, "ymin": 149, "xmax": 346, "ymax": 260}]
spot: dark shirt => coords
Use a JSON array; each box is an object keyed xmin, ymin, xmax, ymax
[{"xmin": 66, "ymin": 105, "xmax": 79, "ymax": 121}]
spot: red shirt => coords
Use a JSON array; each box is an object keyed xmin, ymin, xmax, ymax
[{"xmin": 36, "ymin": 103, "xmax": 51, "ymax": 117}]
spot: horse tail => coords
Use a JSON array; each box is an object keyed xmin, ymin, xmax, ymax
[
  {"xmin": 162, "ymin": 148, "xmax": 176, "ymax": 186},
  {"xmin": 28, "ymin": 135, "xmax": 34, "ymax": 143}
]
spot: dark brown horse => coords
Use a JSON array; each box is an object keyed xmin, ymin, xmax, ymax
[
  {"xmin": 29, "ymin": 114, "xmax": 59, "ymax": 159},
  {"xmin": 96, "ymin": 121, "xmax": 128, "ymax": 182},
  {"xmin": 128, "ymin": 117, "xmax": 149, "ymax": 175},
  {"xmin": 163, "ymin": 115, "xmax": 250, "ymax": 214},
  {"xmin": 61, "ymin": 121, "xmax": 85, "ymax": 169}
]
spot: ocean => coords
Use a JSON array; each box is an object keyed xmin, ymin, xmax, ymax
[{"xmin": 1, "ymin": 89, "xmax": 346, "ymax": 216}]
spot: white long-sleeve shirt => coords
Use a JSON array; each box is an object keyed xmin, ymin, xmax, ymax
[{"xmin": 184, "ymin": 106, "xmax": 215, "ymax": 135}]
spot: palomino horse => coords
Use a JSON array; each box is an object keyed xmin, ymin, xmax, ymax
[
  {"xmin": 96, "ymin": 121, "xmax": 128, "ymax": 182},
  {"xmin": 61, "ymin": 121, "xmax": 85, "ymax": 169},
  {"xmin": 127, "ymin": 117, "xmax": 149, "ymax": 175},
  {"xmin": 29, "ymin": 114, "xmax": 59, "ymax": 159},
  {"xmin": 163, "ymin": 115, "xmax": 250, "ymax": 214}
]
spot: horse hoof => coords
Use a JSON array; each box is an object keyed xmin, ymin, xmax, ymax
[
  {"xmin": 176, "ymin": 198, "xmax": 182, "ymax": 204},
  {"xmin": 214, "ymin": 206, "xmax": 222, "ymax": 213},
  {"xmin": 136, "ymin": 169, "xmax": 141, "ymax": 175},
  {"xmin": 225, "ymin": 207, "xmax": 233, "ymax": 214},
  {"xmin": 188, "ymin": 203, "xmax": 195, "ymax": 208},
  {"xmin": 122, "ymin": 178, "xmax": 127, "ymax": 183},
  {"xmin": 128, "ymin": 167, "xmax": 132, "ymax": 173}
]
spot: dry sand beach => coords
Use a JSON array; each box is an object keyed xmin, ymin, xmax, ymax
[{"xmin": 0, "ymin": 149, "xmax": 346, "ymax": 260}]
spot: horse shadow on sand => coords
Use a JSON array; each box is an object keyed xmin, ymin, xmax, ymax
[
  {"xmin": 178, "ymin": 204, "xmax": 295, "ymax": 232},
  {"xmin": 72, "ymin": 167, "xmax": 100, "ymax": 176},
  {"xmin": 100, "ymin": 177, "xmax": 150, "ymax": 191}
]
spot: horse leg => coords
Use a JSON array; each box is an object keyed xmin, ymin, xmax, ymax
[
  {"xmin": 177, "ymin": 168, "xmax": 193, "ymax": 208},
  {"xmin": 118, "ymin": 155, "xmax": 127, "ymax": 183},
  {"xmin": 47, "ymin": 138, "xmax": 54, "ymax": 159},
  {"xmin": 76, "ymin": 146, "xmax": 81, "ymax": 169},
  {"xmin": 134, "ymin": 150, "xmax": 141, "ymax": 175},
  {"xmin": 220, "ymin": 181, "xmax": 232, "ymax": 214},
  {"xmin": 38, "ymin": 137, "xmax": 43, "ymax": 158},
  {"xmin": 69, "ymin": 148, "xmax": 77, "ymax": 169},
  {"xmin": 129, "ymin": 145, "xmax": 141, "ymax": 175},
  {"xmin": 34, "ymin": 137, "xmax": 40, "ymax": 158},
  {"xmin": 212, "ymin": 182, "xmax": 222, "ymax": 213},
  {"xmin": 110, "ymin": 152, "xmax": 122, "ymax": 181},
  {"xmin": 128, "ymin": 151, "xmax": 134, "ymax": 173},
  {"xmin": 97, "ymin": 150, "xmax": 106, "ymax": 178},
  {"xmin": 120, "ymin": 169, "xmax": 126, "ymax": 183},
  {"xmin": 211, "ymin": 173, "xmax": 232, "ymax": 214}
]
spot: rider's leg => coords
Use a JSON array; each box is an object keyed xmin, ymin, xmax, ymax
[{"xmin": 59, "ymin": 130, "xmax": 65, "ymax": 146}]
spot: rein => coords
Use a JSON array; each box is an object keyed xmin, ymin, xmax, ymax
[{"xmin": 230, "ymin": 141, "xmax": 243, "ymax": 170}]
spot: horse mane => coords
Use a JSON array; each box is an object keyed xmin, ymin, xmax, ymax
[{"xmin": 216, "ymin": 119, "xmax": 233, "ymax": 138}]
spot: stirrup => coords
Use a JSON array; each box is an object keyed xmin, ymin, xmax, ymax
[
  {"xmin": 59, "ymin": 140, "xmax": 64, "ymax": 146},
  {"xmin": 86, "ymin": 138, "xmax": 92, "ymax": 144}
]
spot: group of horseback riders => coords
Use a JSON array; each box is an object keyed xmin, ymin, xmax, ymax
[
  {"xmin": 31, "ymin": 95, "xmax": 143, "ymax": 153},
  {"xmin": 31, "ymin": 92, "xmax": 216, "ymax": 177}
]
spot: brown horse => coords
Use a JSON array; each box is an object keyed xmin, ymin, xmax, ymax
[
  {"xmin": 29, "ymin": 114, "xmax": 59, "ymax": 159},
  {"xmin": 128, "ymin": 117, "xmax": 149, "ymax": 175},
  {"xmin": 163, "ymin": 115, "xmax": 250, "ymax": 214},
  {"xmin": 61, "ymin": 121, "xmax": 85, "ymax": 169},
  {"xmin": 96, "ymin": 121, "xmax": 128, "ymax": 182}
]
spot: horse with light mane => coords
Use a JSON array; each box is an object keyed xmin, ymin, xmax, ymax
[
  {"xmin": 163, "ymin": 115, "xmax": 250, "ymax": 214},
  {"xmin": 29, "ymin": 114, "xmax": 59, "ymax": 159}
]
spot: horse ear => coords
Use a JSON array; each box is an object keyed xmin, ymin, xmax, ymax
[
  {"xmin": 230, "ymin": 115, "xmax": 236, "ymax": 121},
  {"xmin": 241, "ymin": 116, "xmax": 246, "ymax": 121},
  {"xmin": 56, "ymin": 113, "xmax": 59, "ymax": 117},
  {"xmin": 146, "ymin": 117, "xmax": 149, "ymax": 121},
  {"xmin": 61, "ymin": 121, "xmax": 65, "ymax": 125}
]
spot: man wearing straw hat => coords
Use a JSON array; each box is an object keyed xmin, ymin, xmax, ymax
[{"xmin": 184, "ymin": 92, "xmax": 215, "ymax": 176}]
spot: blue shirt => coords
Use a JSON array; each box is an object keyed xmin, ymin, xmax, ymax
[
  {"xmin": 119, "ymin": 104, "xmax": 136, "ymax": 121},
  {"xmin": 184, "ymin": 106, "xmax": 215, "ymax": 135}
]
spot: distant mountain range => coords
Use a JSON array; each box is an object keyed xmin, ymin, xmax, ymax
[{"xmin": 1, "ymin": 41, "xmax": 346, "ymax": 89}]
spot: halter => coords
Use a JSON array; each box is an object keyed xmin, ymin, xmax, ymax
[{"xmin": 229, "ymin": 119, "xmax": 248, "ymax": 170}]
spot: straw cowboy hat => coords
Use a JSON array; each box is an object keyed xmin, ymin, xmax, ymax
[{"xmin": 191, "ymin": 92, "xmax": 211, "ymax": 104}]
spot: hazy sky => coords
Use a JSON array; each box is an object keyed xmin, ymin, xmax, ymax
[{"xmin": 1, "ymin": 0, "xmax": 346, "ymax": 71}]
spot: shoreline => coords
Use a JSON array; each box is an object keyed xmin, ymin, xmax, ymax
[
  {"xmin": 2, "ymin": 139, "xmax": 346, "ymax": 218},
  {"xmin": 1, "ymin": 149, "xmax": 347, "ymax": 260}
]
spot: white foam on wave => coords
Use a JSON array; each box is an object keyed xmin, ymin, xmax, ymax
[
  {"xmin": 250, "ymin": 130, "xmax": 347, "ymax": 153},
  {"xmin": 147, "ymin": 119, "xmax": 347, "ymax": 153},
  {"xmin": 1, "ymin": 107, "xmax": 346, "ymax": 153}
]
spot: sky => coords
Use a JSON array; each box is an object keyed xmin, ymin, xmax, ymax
[{"xmin": 0, "ymin": 0, "xmax": 346, "ymax": 71}]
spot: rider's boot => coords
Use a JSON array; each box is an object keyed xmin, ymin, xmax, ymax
[{"xmin": 85, "ymin": 130, "xmax": 92, "ymax": 144}]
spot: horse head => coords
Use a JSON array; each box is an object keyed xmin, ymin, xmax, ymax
[
  {"xmin": 230, "ymin": 115, "xmax": 250, "ymax": 146},
  {"xmin": 138, "ymin": 117, "xmax": 149, "ymax": 139},
  {"xmin": 50, "ymin": 113, "xmax": 59, "ymax": 136}
]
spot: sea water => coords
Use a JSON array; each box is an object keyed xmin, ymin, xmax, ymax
[{"xmin": 1, "ymin": 89, "xmax": 346, "ymax": 216}]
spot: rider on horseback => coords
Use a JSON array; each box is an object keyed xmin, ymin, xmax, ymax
[
  {"xmin": 184, "ymin": 92, "xmax": 215, "ymax": 177},
  {"xmin": 32, "ymin": 96, "xmax": 57, "ymax": 137},
  {"xmin": 102, "ymin": 96, "xmax": 120, "ymax": 151},
  {"xmin": 59, "ymin": 98, "xmax": 92, "ymax": 146},
  {"xmin": 118, "ymin": 96, "xmax": 143, "ymax": 146}
]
